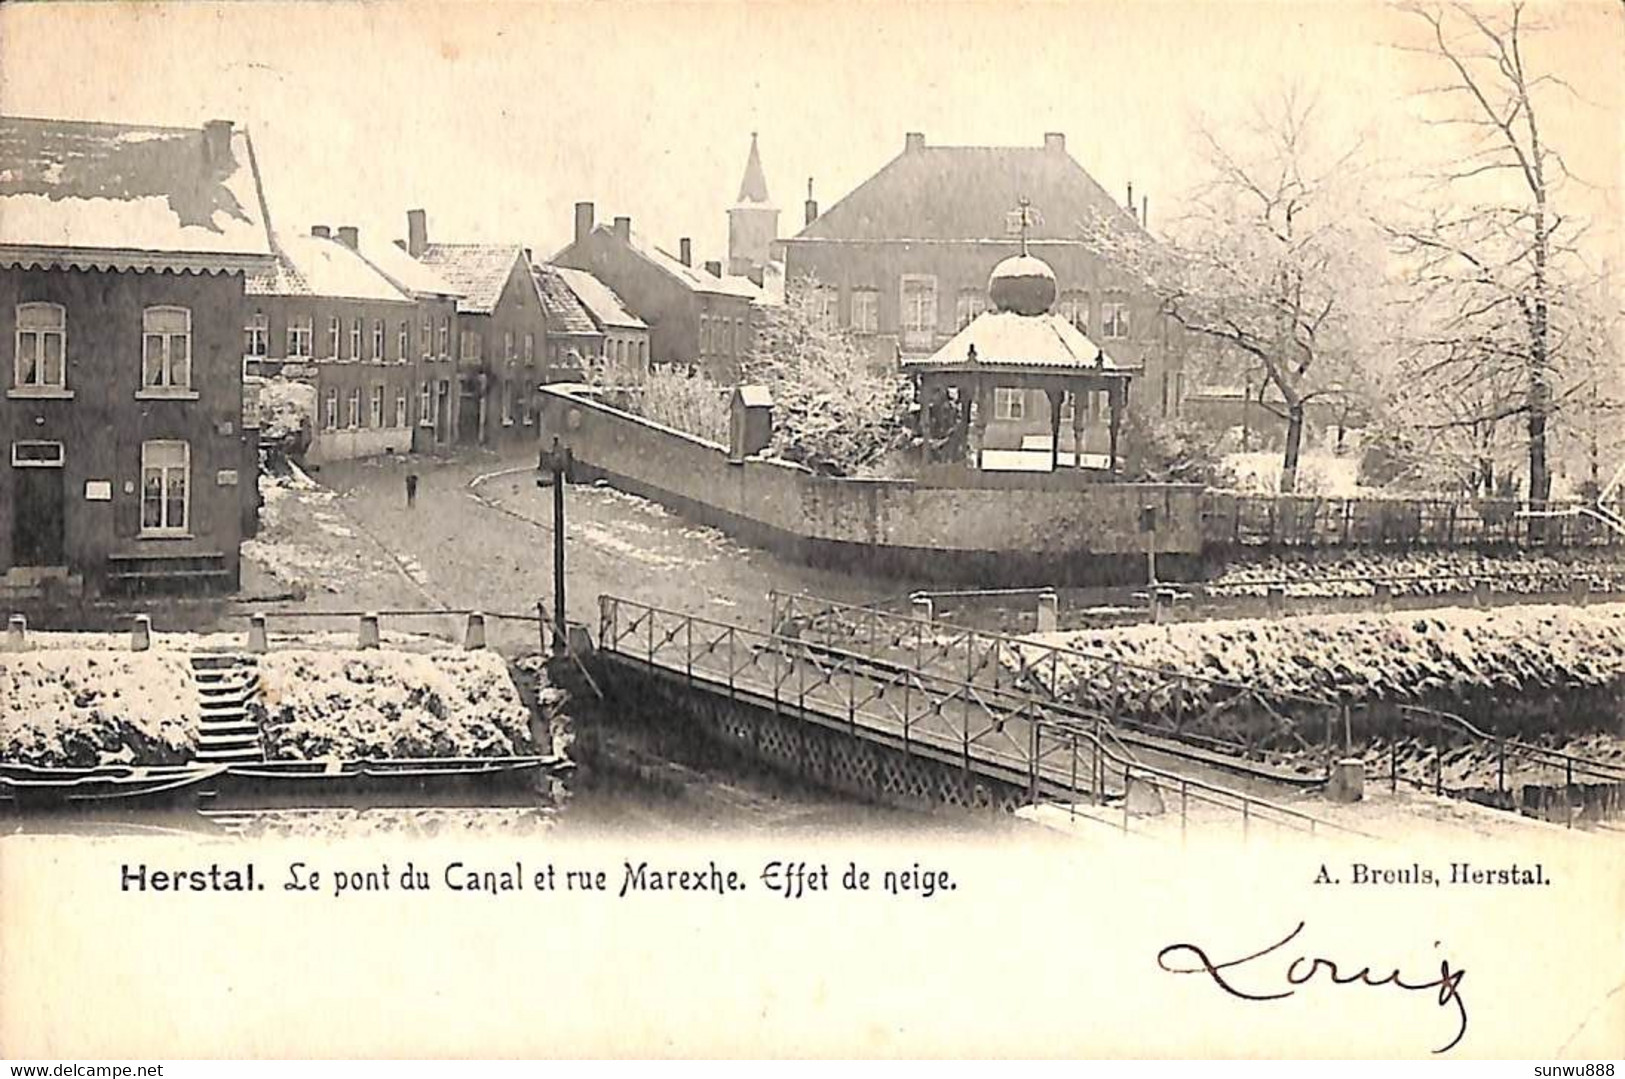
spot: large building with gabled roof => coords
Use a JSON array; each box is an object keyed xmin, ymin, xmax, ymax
[
  {"xmin": 407, "ymin": 210, "xmax": 551, "ymax": 445},
  {"xmin": 0, "ymin": 114, "xmax": 274, "ymax": 596},
  {"xmin": 780, "ymin": 131, "xmax": 1186, "ymax": 424}
]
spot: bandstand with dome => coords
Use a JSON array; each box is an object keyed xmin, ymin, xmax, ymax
[{"xmin": 903, "ymin": 250, "xmax": 1139, "ymax": 476}]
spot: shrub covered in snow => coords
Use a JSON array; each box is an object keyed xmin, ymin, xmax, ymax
[
  {"xmin": 255, "ymin": 377, "xmax": 318, "ymax": 450},
  {"xmin": 1208, "ymin": 549, "xmax": 1625, "ymax": 599},
  {"xmin": 0, "ymin": 651, "xmax": 199, "ymax": 766},
  {"xmin": 1016, "ymin": 603, "xmax": 1625, "ymax": 741},
  {"xmin": 252, "ymin": 649, "xmax": 536, "ymax": 759}
]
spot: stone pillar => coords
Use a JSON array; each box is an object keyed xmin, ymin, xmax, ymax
[
  {"xmin": 1571, "ymin": 576, "xmax": 1591, "ymax": 607},
  {"xmin": 1374, "ymin": 582, "xmax": 1393, "ymax": 611},
  {"xmin": 465, "ymin": 611, "xmax": 487, "ymax": 650},
  {"xmin": 1036, "ymin": 591, "xmax": 1059, "ymax": 633},
  {"xmin": 1327, "ymin": 758, "xmax": 1366, "ymax": 803},
  {"xmin": 1148, "ymin": 589, "xmax": 1164, "ymax": 625},
  {"xmin": 359, "ymin": 612, "xmax": 380, "ymax": 649},
  {"xmin": 1266, "ymin": 585, "xmax": 1286, "ymax": 617},
  {"xmin": 1473, "ymin": 579, "xmax": 1490, "ymax": 608},
  {"xmin": 911, "ymin": 596, "xmax": 934, "ymax": 623},
  {"xmin": 5, "ymin": 614, "xmax": 25, "ymax": 649},
  {"xmin": 248, "ymin": 613, "xmax": 269, "ymax": 654},
  {"xmin": 130, "ymin": 614, "xmax": 151, "ymax": 652}
]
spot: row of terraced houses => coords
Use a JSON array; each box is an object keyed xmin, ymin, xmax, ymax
[{"xmin": 2, "ymin": 114, "xmax": 1190, "ymax": 598}]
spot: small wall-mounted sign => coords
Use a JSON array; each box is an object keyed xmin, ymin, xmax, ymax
[
  {"xmin": 216, "ymin": 469, "xmax": 239, "ymax": 487},
  {"xmin": 84, "ymin": 480, "xmax": 113, "ymax": 502}
]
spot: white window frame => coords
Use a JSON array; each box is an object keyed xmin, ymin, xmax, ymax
[
  {"xmin": 419, "ymin": 381, "xmax": 433, "ymax": 427},
  {"xmin": 287, "ymin": 315, "xmax": 313, "ymax": 359},
  {"xmin": 395, "ymin": 390, "xmax": 408, "ymax": 429},
  {"xmin": 504, "ymin": 331, "xmax": 515, "ymax": 362},
  {"xmin": 346, "ymin": 388, "xmax": 361, "ymax": 429},
  {"xmin": 244, "ymin": 310, "xmax": 268, "ymax": 358},
  {"xmin": 955, "ymin": 289, "xmax": 985, "ymax": 330},
  {"xmin": 349, "ymin": 318, "xmax": 362, "ymax": 361},
  {"xmin": 1059, "ymin": 291, "xmax": 1090, "ymax": 333},
  {"xmin": 323, "ymin": 387, "xmax": 339, "ymax": 431},
  {"xmin": 501, "ymin": 378, "xmax": 514, "ymax": 426},
  {"xmin": 900, "ymin": 274, "xmax": 938, "ymax": 345},
  {"xmin": 1103, "ymin": 299, "xmax": 1131, "ymax": 340},
  {"xmin": 328, "ymin": 316, "xmax": 341, "ymax": 359},
  {"xmin": 369, "ymin": 384, "xmax": 384, "ymax": 428},
  {"xmin": 139, "ymin": 439, "xmax": 190, "ymax": 537},
  {"xmin": 994, "ymin": 387, "xmax": 1025, "ymax": 422},
  {"xmin": 141, "ymin": 306, "xmax": 192, "ymax": 392},
  {"xmin": 11, "ymin": 440, "xmax": 65, "ymax": 467},
  {"xmin": 14, "ymin": 302, "xmax": 67, "ymax": 392},
  {"xmin": 851, "ymin": 288, "xmax": 879, "ymax": 335},
  {"xmin": 398, "ymin": 320, "xmax": 409, "ymax": 363},
  {"xmin": 438, "ymin": 317, "xmax": 450, "ymax": 359},
  {"xmin": 421, "ymin": 317, "xmax": 433, "ymax": 361},
  {"xmin": 371, "ymin": 319, "xmax": 385, "ymax": 362},
  {"xmin": 524, "ymin": 332, "xmax": 535, "ymax": 365}
]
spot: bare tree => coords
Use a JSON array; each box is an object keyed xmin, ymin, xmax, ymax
[
  {"xmin": 1389, "ymin": 0, "xmax": 1600, "ymax": 510},
  {"xmin": 1084, "ymin": 86, "xmax": 1380, "ymax": 493}
]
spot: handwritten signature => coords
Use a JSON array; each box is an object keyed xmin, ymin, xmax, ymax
[{"xmin": 1157, "ymin": 921, "xmax": 1468, "ymax": 1054}]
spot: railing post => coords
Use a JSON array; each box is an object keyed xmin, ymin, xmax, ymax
[
  {"xmin": 728, "ymin": 626, "xmax": 736, "ymax": 698},
  {"xmin": 247, "ymin": 612, "xmax": 268, "ymax": 654},
  {"xmin": 1122, "ymin": 766, "xmax": 1132, "ymax": 832},
  {"xmin": 847, "ymin": 654, "xmax": 856, "ymax": 733},
  {"xmin": 686, "ymin": 618, "xmax": 693, "ymax": 685},
  {"xmin": 130, "ymin": 614, "xmax": 152, "ymax": 652},
  {"xmin": 1390, "ymin": 734, "xmax": 1398, "ymax": 793},
  {"xmin": 1029, "ymin": 718, "xmax": 1041, "ymax": 804},
  {"xmin": 1180, "ymin": 781, "xmax": 1188, "ymax": 845}
]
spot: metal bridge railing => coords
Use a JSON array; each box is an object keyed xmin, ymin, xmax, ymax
[
  {"xmin": 599, "ymin": 594, "xmax": 1359, "ymax": 841},
  {"xmin": 768, "ymin": 589, "xmax": 1625, "ymax": 827}
]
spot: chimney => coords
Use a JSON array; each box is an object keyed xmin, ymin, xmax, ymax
[
  {"xmin": 613, "ymin": 215, "xmax": 631, "ymax": 243},
  {"xmin": 904, "ymin": 131, "xmax": 925, "ymax": 153},
  {"xmin": 804, "ymin": 177, "xmax": 818, "ymax": 227},
  {"xmin": 407, "ymin": 209, "xmax": 428, "ymax": 257},
  {"xmin": 1141, "ymin": 195, "xmax": 1148, "ymax": 228},
  {"xmin": 679, "ymin": 237, "xmax": 693, "ymax": 266},
  {"xmin": 1044, "ymin": 132, "xmax": 1066, "ymax": 154},
  {"xmin": 311, "ymin": 225, "xmax": 331, "ymax": 239},
  {"xmin": 202, "ymin": 119, "xmax": 233, "ymax": 166},
  {"xmin": 574, "ymin": 201, "xmax": 595, "ymax": 245},
  {"xmin": 337, "ymin": 226, "xmax": 359, "ymax": 250},
  {"xmin": 704, "ymin": 260, "xmax": 722, "ymax": 278},
  {"xmin": 1126, "ymin": 181, "xmax": 1135, "ymax": 213}
]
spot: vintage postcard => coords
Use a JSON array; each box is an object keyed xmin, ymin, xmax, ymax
[{"xmin": 1, "ymin": 0, "xmax": 1622, "ymax": 1062}]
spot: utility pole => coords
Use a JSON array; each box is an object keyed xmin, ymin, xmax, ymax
[{"xmin": 538, "ymin": 436, "xmax": 573, "ymax": 654}]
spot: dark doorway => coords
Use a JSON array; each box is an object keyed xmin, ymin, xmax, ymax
[
  {"xmin": 457, "ymin": 385, "xmax": 480, "ymax": 446},
  {"xmin": 13, "ymin": 467, "xmax": 66, "ymax": 566}
]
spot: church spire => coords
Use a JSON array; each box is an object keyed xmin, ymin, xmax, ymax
[{"xmin": 736, "ymin": 132, "xmax": 771, "ymax": 205}]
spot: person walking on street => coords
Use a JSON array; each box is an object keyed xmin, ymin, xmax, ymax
[{"xmin": 406, "ymin": 471, "xmax": 419, "ymax": 509}]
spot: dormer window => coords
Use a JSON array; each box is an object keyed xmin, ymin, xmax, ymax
[
  {"xmin": 14, "ymin": 302, "xmax": 66, "ymax": 392},
  {"xmin": 141, "ymin": 306, "xmax": 191, "ymax": 390}
]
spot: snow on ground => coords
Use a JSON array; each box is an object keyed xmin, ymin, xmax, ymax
[
  {"xmin": 253, "ymin": 648, "xmax": 534, "ymax": 760},
  {"xmin": 1019, "ymin": 602, "xmax": 1625, "ymax": 710},
  {"xmin": 0, "ymin": 650, "xmax": 199, "ymax": 765},
  {"xmin": 1222, "ymin": 451, "xmax": 1368, "ymax": 496},
  {"xmin": 244, "ymin": 470, "xmax": 403, "ymax": 595},
  {"xmin": 1209, "ymin": 549, "xmax": 1625, "ymax": 598}
]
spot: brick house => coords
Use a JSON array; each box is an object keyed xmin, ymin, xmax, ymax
[
  {"xmin": 246, "ymin": 225, "xmax": 443, "ymax": 462},
  {"xmin": 552, "ymin": 204, "xmax": 761, "ymax": 382},
  {"xmin": 532, "ymin": 263, "xmax": 603, "ymax": 376},
  {"xmin": 549, "ymin": 266, "xmax": 649, "ymax": 384},
  {"xmin": 0, "ymin": 115, "xmax": 274, "ymax": 595},
  {"xmin": 410, "ymin": 211, "xmax": 550, "ymax": 446},
  {"xmin": 780, "ymin": 132, "xmax": 1186, "ymax": 428}
]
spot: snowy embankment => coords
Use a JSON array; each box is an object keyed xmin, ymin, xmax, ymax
[
  {"xmin": 1017, "ymin": 603, "xmax": 1625, "ymax": 738},
  {"xmin": 1207, "ymin": 549, "xmax": 1625, "ymax": 599},
  {"xmin": 252, "ymin": 648, "xmax": 536, "ymax": 760},
  {"xmin": 0, "ymin": 651, "xmax": 200, "ymax": 766}
]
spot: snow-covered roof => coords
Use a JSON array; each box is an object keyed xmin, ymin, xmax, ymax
[
  {"xmin": 532, "ymin": 264, "xmax": 602, "ymax": 337},
  {"xmin": 0, "ymin": 114, "xmax": 274, "ymax": 271},
  {"xmin": 794, "ymin": 137, "xmax": 1140, "ymax": 244},
  {"xmin": 552, "ymin": 265, "xmax": 647, "ymax": 330},
  {"xmin": 248, "ymin": 232, "xmax": 412, "ymax": 303},
  {"xmin": 417, "ymin": 242, "xmax": 525, "ymax": 314},
  {"xmin": 905, "ymin": 309, "xmax": 1138, "ymax": 375},
  {"xmin": 360, "ymin": 238, "xmax": 462, "ymax": 299},
  {"xmin": 614, "ymin": 227, "xmax": 763, "ymax": 300}
]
